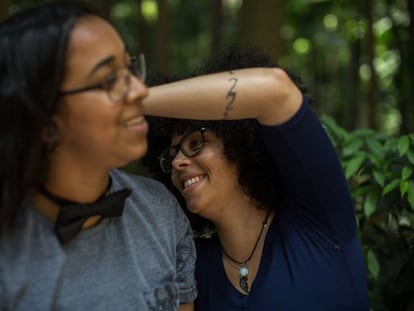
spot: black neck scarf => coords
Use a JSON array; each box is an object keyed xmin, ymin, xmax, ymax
[{"xmin": 39, "ymin": 184, "xmax": 131, "ymax": 244}]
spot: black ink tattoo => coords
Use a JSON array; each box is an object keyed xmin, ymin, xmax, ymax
[{"xmin": 224, "ymin": 71, "xmax": 238, "ymax": 119}]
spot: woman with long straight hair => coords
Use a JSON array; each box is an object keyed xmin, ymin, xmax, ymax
[{"xmin": 0, "ymin": 3, "xmax": 196, "ymax": 310}]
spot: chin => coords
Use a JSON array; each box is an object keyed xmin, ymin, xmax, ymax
[
  {"xmin": 131, "ymin": 142, "xmax": 148, "ymax": 160},
  {"xmin": 185, "ymin": 201, "xmax": 205, "ymax": 215},
  {"xmin": 116, "ymin": 145, "xmax": 148, "ymax": 168}
]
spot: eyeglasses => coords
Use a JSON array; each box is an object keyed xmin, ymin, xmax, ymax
[
  {"xmin": 159, "ymin": 128, "xmax": 206, "ymax": 173},
  {"xmin": 59, "ymin": 54, "xmax": 146, "ymax": 102}
]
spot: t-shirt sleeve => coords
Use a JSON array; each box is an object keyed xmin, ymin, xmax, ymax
[
  {"xmin": 174, "ymin": 202, "xmax": 198, "ymax": 304},
  {"xmin": 260, "ymin": 97, "xmax": 357, "ymax": 244}
]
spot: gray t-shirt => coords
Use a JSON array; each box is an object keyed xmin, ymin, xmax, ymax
[{"xmin": 0, "ymin": 169, "xmax": 197, "ymax": 311}]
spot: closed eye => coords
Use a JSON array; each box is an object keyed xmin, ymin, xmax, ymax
[
  {"xmin": 100, "ymin": 74, "xmax": 118, "ymax": 90},
  {"xmin": 188, "ymin": 139, "xmax": 204, "ymax": 151}
]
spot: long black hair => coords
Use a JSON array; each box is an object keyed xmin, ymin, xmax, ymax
[
  {"xmin": 144, "ymin": 46, "xmax": 308, "ymax": 235},
  {"xmin": 0, "ymin": 2, "xmax": 96, "ymax": 234}
]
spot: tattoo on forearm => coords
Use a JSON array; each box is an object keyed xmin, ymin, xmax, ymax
[{"xmin": 224, "ymin": 71, "xmax": 238, "ymax": 119}]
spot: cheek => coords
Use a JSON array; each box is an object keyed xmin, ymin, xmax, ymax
[
  {"xmin": 171, "ymin": 173, "xmax": 181, "ymax": 190},
  {"xmin": 53, "ymin": 110, "xmax": 122, "ymax": 157},
  {"xmin": 55, "ymin": 101, "xmax": 117, "ymax": 132},
  {"xmin": 205, "ymin": 152, "xmax": 239, "ymax": 181}
]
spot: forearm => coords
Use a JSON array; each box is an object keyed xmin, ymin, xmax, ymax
[
  {"xmin": 143, "ymin": 67, "xmax": 303, "ymax": 125},
  {"xmin": 179, "ymin": 301, "xmax": 194, "ymax": 311}
]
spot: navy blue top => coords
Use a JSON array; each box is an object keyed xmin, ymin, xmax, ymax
[{"xmin": 195, "ymin": 98, "xmax": 370, "ymax": 310}]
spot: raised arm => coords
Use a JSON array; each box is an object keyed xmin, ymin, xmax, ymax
[{"xmin": 143, "ymin": 68, "xmax": 303, "ymax": 126}]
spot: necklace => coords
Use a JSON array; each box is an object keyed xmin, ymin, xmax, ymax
[{"xmin": 221, "ymin": 210, "xmax": 271, "ymax": 294}]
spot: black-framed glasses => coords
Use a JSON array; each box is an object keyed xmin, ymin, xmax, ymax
[
  {"xmin": 159, "ymin": 128, "xmax": 206, "ymax": 173},
  {"xmin": 59, "ymin": 53, "xmax": 146, "ymax": 102}
]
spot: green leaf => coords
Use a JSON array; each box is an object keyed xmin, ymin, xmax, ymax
[
  {"xmin": 345, "ymin": 155, "xmax": 365, "ymax": 178},
  {"xmin": 366, "ymin": 137, "xmax": 383, "ymax": 155},
  {"xmin": 382, "ymin": 179, "xmax": 400, "ymax": 196},
  {"xmin": 384, "ymin": 138, "xmax": 397, "ymax": 150},
  {"xmin": 398, "ymin": 135, "xmax": 410, "ymax": 156},
  {"xmin": 402, "ymin": 166, "xmax": 413, "ymax": 180},
  {"xmin": 400, "ymin": 180, "xmax": 408, "ymax": 197},
  {"xmin": 372, "ymin": 170, "xmax": 385, "ymax": 187},
  {"xmin": 407, "ymin": 150, "xmax": 414, "ymax": 165},
  {"xmin": 408, "ymin": 181, "xmax": 414, "ymax": 209},
  {"xmin": 364, "ymin": 189, "xmax": 379, "ymax": 218},
  {"xmin": 365, "ymin": 152, "xmax": 381, "ymax": 167},
  {"xmin": 366, "ymin": 250, "xmax": 380, "ymax": 279},
  {"xmin": 351, "ymin": 185, "xmax": 371, "ymax": 197},
  {"xmin": 353, "ymin": 129, "xmax": 375, "ymax": 137},
  {"xmin": 320, "ymin": 115, "xmax": 348, "ymax": 142},
  {"xmin": 343, "ymin": 139, "xmax": 364, "ymax": 157}
]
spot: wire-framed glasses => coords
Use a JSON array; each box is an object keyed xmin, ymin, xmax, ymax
[
  {"xmin": 59, "ymin": 53, "xmax": 146, "ymax": 102},
  {"xmin": 159, "ymin": 128, "xmax": 206, "ymax": 173}
]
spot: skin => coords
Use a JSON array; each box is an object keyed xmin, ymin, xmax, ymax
[
  {"xmin": 145, "ymin": 67, "xmax": 302, "ymax": 294},
  {"xmin": 170, "ymin": 129, "xmax": 273, "ymax": 293},
  {"xmin": 144, "ymin": 68, "xmax": 302, "ymax": 125},
  {"xmin": 170, "ymin": 130, "xmax": 246, "ymax": 220},
  {"xmin": 32, "ymin": 16, "xmax": 194, "ymax": 309},
  {"xmin": 35, "ymin": 15, "xmax": 148, "ymax": 215}
]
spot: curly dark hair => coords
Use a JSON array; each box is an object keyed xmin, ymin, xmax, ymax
[{"xmin": 143, "ymin": 46, "xmax": 307, "ymax": 235}]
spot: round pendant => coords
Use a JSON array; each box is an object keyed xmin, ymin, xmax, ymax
[{"xmin": 239, "ymin": 266, "xmax": 249, "ymax": 277}]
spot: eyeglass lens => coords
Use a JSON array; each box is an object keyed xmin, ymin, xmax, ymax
[
  {"xmin": 109, "ymin": 54, "xmax": 146, "ymax": 101},
  {"xmin": 59, "ymin": 53, "xmax": 146, "ymax": 101},
  {"xmin": 159, "ymin": 128, "xmax": 206, "ymax": 173}
]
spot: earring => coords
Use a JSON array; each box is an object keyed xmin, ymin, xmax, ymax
[{"xmin": 42, "ymin": 121, "xmax": 58, "ymax": 150}]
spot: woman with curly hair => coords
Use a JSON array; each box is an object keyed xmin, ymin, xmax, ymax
[{"xmin": 143, "ymin": 47, "xmax": 370, "ymax": 310}]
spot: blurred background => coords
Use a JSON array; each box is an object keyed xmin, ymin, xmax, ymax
[
  {"xmin": 1, "ymin": 0, "xmax": 413, "ymax": 134},
  {"xmin": 1, "ymin": 1, "xmax": 414, "ymax": 310}
]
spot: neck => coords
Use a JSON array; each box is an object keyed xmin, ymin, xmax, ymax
[
  {"xmin": 217, "ymin": 207, "xmax": 273, "ymax": 261},
  {"xmin": 219, "ymin": 208, "xmax": 273, "ymax": 295},
  {"xmin": 33, "ymin": 154, "xmax": 112, "ymax": 225},
  {"xmin": 45, "ymin": 152, "xmax": 111, "ymax": 203}
]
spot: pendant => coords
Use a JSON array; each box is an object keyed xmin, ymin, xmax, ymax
[
  {"xmin": 239, "ymin": 265, "xmax": 249, "ymax": 293},
  {"xmin": 239, "ymin": 276, "xmax": 249, "ymax": 293}
]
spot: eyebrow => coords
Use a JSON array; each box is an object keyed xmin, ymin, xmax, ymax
[
  {"xmin": 87, "ymin": 55, "xmax": 116, "ymax": 78},
  {"xmin": 87, "ymin": 47, "xmax": 129, "ymax": 78}
]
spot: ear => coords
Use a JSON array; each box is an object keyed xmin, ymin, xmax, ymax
[{"xmin": 42, "ymin": 120, "xmax": 58, "ymax": 148}]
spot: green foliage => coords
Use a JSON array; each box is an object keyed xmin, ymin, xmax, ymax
[{"xmin": 321, "ymin": 115, "xmax": 414, "ymax": 311}]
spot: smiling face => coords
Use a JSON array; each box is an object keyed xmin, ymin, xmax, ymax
[
  {"xmin": 170, "ymin": 129, "xmax": 245, "ymax": 220},
  {"xmin": 52, "ymin": 15, "xmax": 148, "ymax": 171}
]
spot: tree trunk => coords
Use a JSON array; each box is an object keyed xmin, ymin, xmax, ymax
[
  {"xmin": 0, "ymin": 0, "xmax": 9, "ymax": 22},
  {"xmin": 399, "ymin": 0, "xmax": 414, "ymax": 133},
  {"xmin": 210, "ymin": 0, "xmax": 223, "ymax": 56},
  {"xmin": 342, "ymin": 38, "xmax": 362, "ymax": 131},
  {"xmin": 155, "ymin": 0, "xmax": 172, "ymax": 74},
  {"xmin": 363, "ymin": 0, "xmax": 379, "ymax": 130},
  {"xmin": 90, "ymin": 0, "xmax": 112, "ymax": 19},
  {"xmin": 239, "ymin": 0, "xmax": 284, "ymax": 61}
]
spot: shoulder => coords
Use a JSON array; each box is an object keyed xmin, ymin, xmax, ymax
[
  {"xmin": 111, "ymin": 169, "xmax": 189, "ymax": 225},
  {"xmin": 110, "ymin": 169, "xmax": 171, "ymax": 197}
]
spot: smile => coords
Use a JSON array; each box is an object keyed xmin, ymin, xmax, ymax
[
  {"xmin": 183, "ymin": 175, "xmax": 205, "ymax": 189},
  {"xmin": 123, "ymin": 116, "xmax": 145, "ymax": 127}
]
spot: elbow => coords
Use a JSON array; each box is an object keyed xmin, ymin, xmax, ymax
[
  {"xmin": 258, "ymin": 68, "xmax": 303, "ymax": 125},
  {"xmin": 271, "ymin": 68, "xmax": 302, "ymax": 100}
]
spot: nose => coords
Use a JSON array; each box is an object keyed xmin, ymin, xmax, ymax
[
  {"xmin": 171, "ymin": 150, "xmax": 192, "ymax": 171},
  {"xmin": 126, "ymin": 75, "xmax": 148, "ymax": 104}
]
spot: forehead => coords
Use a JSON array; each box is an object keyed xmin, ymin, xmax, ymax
[
  {"xmin": 171, "ymin": 128, "xmax": 218, "ymax": 145},
  {"xmin": 63, "ymin": 15, "xmax": 126, "ymax": 81},
  {"xmin": 171, "ymin": 127, "xmax": 197, "ymax": 142}
]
